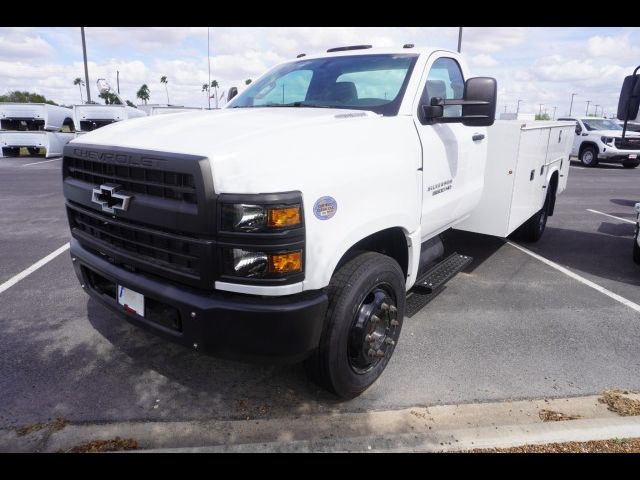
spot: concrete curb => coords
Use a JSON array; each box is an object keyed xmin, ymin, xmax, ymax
[{"xmin": 2, "ymin": 394, "xmax": 638, "ymax": 452}]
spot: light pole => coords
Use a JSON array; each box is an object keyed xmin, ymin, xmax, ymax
[
  {"xmin": 594, "ymin": 104, "xmax": 600, "ymax": 117},
  {"xmin": 207, "ymin": 27, "xmax": 211, "ymax": 109},
  {"xmin": 585, "ymin": 100, "xmax": 591, "ymax": 116},
  {"xmin": 552, "ymin": 106, "xmax": 557, "ymax": 120},
  {"xmin": 457, "ymin": 27, "xmax": 463, "ymax": 53},
  {"xmin": 81, "ymin": 27, "xmax": 91, "ymax": 103},
  {"xmin": 516, "ymin": 99, "xmax": 522, "ymax": 116},
  {"xmin": 569, "ymin": 92, "xmax": 577, "ymax": 115},
  {"xmin": 116, "ymin": 70, "xmax": 120, "ymax": 94},
  {"xmin": 538, "ymin": 103, "xmax": 544, "ymax": 117}
]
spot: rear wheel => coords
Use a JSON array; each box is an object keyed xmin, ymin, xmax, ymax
[
  {"xmin": 304, "ymin": 252, "xmax": 406, "ymax": 399},
  {"xmin": 623, "ymin": 159, "xmax": 639, "ymax": 169},
  {"xmin": 580, "ymin": 146, "xmax": 598, "ymax": 167},
  {"xmin": 520, "ymin": 190, "xmax": 551, "ymax": 242},
  {"xmin": 634, "ymin": 229, "xmax": 640, "ymax": 264}
]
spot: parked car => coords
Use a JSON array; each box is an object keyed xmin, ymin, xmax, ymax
[
  {"xmin": 557, "ymin": 116, "xmax": 640, "ymax": 168},
  {"xmin": 62, "ymin": 45, "xmax": 573, "ymax": 398}
]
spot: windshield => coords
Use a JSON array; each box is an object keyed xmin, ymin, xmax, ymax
[
  {"xmin": 582, "ymin": 119, "xmax": 622, "ymax": 131},
  {"xmin": 228, "ymin": 54, "xmax": 419, "ymax": 116}
]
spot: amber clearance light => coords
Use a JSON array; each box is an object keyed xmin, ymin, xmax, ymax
[
  {"xmin": 268, "ymin": 206, "xmax": 301, "ymax": 228},
  {"xmin": 268, "ymin": 251, "xmax": 302, "ymax": 274}
]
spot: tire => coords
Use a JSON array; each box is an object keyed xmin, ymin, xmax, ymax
[
  {"xmin": 579, "ymin": 146, "xmax": 599, "ymax": 167},
  {"xmin": 623, "ymin": 160, "xmax": 640, "ymax": 169},
  {"xmin": 27, "ymin": 147, "xmax": 41, "ymax": 156},
  {"xmin": 521, "ymin": 190, "xmax": 550, "ymax": 242},
  {"xmin": 634, "ymin": 229, "xmax": 640, "ymax": 265},
  {"xmin": 304, "ymin": 252, "xmax": 406, "ymax": 399}
]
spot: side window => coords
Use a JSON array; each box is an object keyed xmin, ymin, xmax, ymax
[
  {"xmin": 421, "ymin": 57, "xmax": 465, "ymax": 117},
  {"xmin": 252, "ymin": 70, "xmax": 312, "ymax": 106}
]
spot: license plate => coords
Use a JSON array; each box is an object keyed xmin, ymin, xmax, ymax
[
  {"xmin": 117, "ymin": 285, "xmax": 145, "ymax": 317},
  {"xmin": 629, "ymin": 154, "xmax": 638, "ymax": 159}
]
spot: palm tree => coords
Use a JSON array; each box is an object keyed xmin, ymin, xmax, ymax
[
  {"xmin": 136, "ymin": 84, "xmax": 150, "ymax": 105},
  {"xmin": 245, "ymin": 79, "xmax": 252, "ymax": 85},
  {"xmin": 211, "ymin": 80, "xmax": 219, "ymax": 108},
  {"xmin": 160, "ymin": 76, "xmax": 170, "ymax": 104},
  {"xmin": 73, "ymin": 77, "xmax": 85, "ymax": 103}
]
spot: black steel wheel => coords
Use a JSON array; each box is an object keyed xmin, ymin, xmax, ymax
[{"xmin": 304, "ymin": 252, "xmax": 406, "ymax": 399}]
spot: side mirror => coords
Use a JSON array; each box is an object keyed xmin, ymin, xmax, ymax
[
  {"xmin": 617, "ymin": 73, "xmax": 640, "ymax": 122},
  {"xmin": 575, "ymin": 126, "xmax": 581, "ymax": 135},
  {"xmin": 421, "ymin": 76, "xmax": 497, "ymax": 127},
  {"xmin": 228, "ymin": 87, "xmax": 238, "ymax": 102}
]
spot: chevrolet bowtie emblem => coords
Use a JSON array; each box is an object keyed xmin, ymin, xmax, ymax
[{"xmin": 91, "ymin": 184, "xmax": 131, "ymax": 214}]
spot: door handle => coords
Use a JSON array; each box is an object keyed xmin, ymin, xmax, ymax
[{"xmin": 472, "ymin": 133, "xmax": 485, "ymax": 141}]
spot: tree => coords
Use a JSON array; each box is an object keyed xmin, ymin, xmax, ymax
[
  {"xmin": 73, "ymin": 77, "xmax": 85, "ymax": 103},
  {"xmin": 98, "ymin": 91, "xmax": 119, "ymax": 105},
  {"xmin": 136, "ymin": 84, "xmax": 150, "ymax": 105},
  {"xmin": 0, "ymin": 91, "xmax": 57, "ymax": 105},
  {"xmin": 245, "ymin": 79, "xmax": 252, "ymax": 85},
  {"xmin": 160, "ymin": 75, "xmax": 170, "ymax": 104},
  {"xmin": 211, "ymin": 80, "xmax": 219, "ymax": 108},
  {"xmin": 126, "ymin": 100, "xmax": 137, "ymax": 108},
  {"xmin": 535, "ymin": 113, "xmax": 550, "ymax": 121}
]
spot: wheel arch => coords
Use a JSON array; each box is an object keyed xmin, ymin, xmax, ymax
[{"xmin": 547, "ymin": 169, "xmax": 560, "ymax": 216}]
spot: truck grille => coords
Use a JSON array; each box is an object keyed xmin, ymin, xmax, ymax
[
  {"xmin": 65, "ymin": 156, "xmax": 197, "ymax": 203},
  {"xmin": 67, "ymin": 203, "xmax": 215, "ymax": 289},
  {"xmin": 615, "ymin": 137, "xmax": 640, "ymax": 150}
]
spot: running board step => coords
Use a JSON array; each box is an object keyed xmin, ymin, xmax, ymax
[{"xmin": 406, "ymin": 253, "xmax": 472, "ymax": 318}]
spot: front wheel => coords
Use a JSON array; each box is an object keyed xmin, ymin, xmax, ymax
[
  {"xmin": 623, "ymin": 159, "xmax": 639, "ymax": 169},
  {"xmin": 304, "ymin": 252, "xmax": 406, "ymax": 399},
  {"xmin": 580, "ymin": 146, "xmax": 599, "ymax": 167}
]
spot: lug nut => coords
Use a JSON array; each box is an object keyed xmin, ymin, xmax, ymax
[
  {"xmin": 385, "ymin": 338, "xmax": 395, "ymax": 345},
  {"xmin": 371, "ymin": 314, "xmax": 381, "ymax": 324},
  {"xmin": 190, "ymin": 312, "xmax": 197, "ymax": 318},
  {"xmin": 375, "ymin": 349, "xmax": 385, "ymax": 357},
  {"xmin": 390, "ymin": 319, "xmax": 400, "ymax": 326},
  {"xmin": 389, "ymin": 305, "xmax": 397, "ymax": 314},
  {"xmin": 193, "ymin": 343, "xmax": 198, "ymax": 349},
  {"xmin": 381, "ymin": 303, "xmax": 389, "ymax": 311},
  {"xmin": 365, "ymin": 334, "xmax": 374, "ymax": 343}
]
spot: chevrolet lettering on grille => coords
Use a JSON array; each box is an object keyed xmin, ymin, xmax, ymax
[{"xmin": 91, "ymin": 184, "xmax": 131, "ymax": 214}]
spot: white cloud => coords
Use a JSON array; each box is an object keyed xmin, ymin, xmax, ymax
[
  {"xmin": 469, "ymin": 54, "xmax": 498, "ymax": 67},
  {"xmin": 0, "ymin": 33, "xmax": 54, "ymax": 60}
]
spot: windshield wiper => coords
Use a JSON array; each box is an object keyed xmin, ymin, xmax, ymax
[{"xmin": 262, "ymin": 102, "xmax": 337, "ymax": 109}]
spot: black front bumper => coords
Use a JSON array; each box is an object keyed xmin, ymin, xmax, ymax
[{"xmin": 70, "ymin": 239, "xmax": 328, "ymax": 364}]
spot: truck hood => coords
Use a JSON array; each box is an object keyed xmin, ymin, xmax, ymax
[
  {"xmin": 591, "ymin": 129, "xmax": 640, "ymax": 137},
  {"xmin": 71, "ymin": 107, "xmax": 380, "ymax": 156}
]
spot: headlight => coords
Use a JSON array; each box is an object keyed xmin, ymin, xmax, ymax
[
  {"xmin": 221, "ymin": 204, "xmax": 302, "ymax": 232},
  {"xmin": 223, "ymin": 248, "xmax": 302, "ymax": 278},
  {"xmin": 601, "ymin": 136, "xmax": 614, "ymax": 145}
]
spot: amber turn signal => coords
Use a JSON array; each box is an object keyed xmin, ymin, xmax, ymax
[
  {"xmin": 268, "ymin": 206, "xmax": 301, "ymax": 228},
  {"xmin": 268, "ymin": 251, "xmax": 302, "ymax": 274}
]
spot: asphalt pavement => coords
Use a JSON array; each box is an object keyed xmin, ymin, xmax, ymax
[{"xmin": 1, "ymin": 155, "xmax": 639, "ymax": 432}]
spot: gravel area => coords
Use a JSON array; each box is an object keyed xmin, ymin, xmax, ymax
[{"xmin": 468, "ymin": 438, "xmax": 640, "ymax": 453}]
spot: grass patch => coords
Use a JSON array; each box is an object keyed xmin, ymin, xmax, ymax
[
  {"xmin": 64, "ymin": 437, "xmax": 139, "ymax": 453},
  {"xmin": 538, "ymin": 409, "xmax": 580, "ymax": 422}
]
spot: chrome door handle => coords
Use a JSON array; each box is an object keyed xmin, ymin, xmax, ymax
[{"xmin": 472, "ymin": 133, "xmax": 485, "ymax": 141}]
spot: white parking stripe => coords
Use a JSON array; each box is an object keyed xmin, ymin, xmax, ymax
[
  {"xmin": 0, "ymin": 243, "xmax": 70, "ymax": 294},
  {"xmin": 22, "ymin": 157, "xmax": 62, "ymax": 166},
  {"xmin": 507, "ymin": 241, "xmax": 640, "ymax": 314},
  {"xmin": 586, "ymin": 208, "xmax": 636, "ymax": 225}
]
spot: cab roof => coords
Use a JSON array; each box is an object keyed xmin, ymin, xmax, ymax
[{"xmin": 292, "ymin": 45, "xmax": 455, "ymax": 61}]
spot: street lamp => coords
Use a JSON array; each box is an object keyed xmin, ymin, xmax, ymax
[
  {"xmin": 457, "ymin": 27, "xmax": 463, "ymax": 53},
  {"xmin": 594, "ymin": 104, "xmax": 600, "ymax": 117},
  {"xmin": 516, "ymin": 99, "xmax": 522, "ymax": 116},
  {"xmin": 585, "ymin": 100, "xmax": 591, "ymax": 116},
  {"xmin": 81, "ymin": 27, "xmax": 91, "ymax": 103},
  {"xmin": 569, "ymin": 93, "xmax": 577, "ymax": 116},
  {"xmin": 538, "ymin": 103, "xmax": 544, "ymax": 117},
  {"xmin": 552, "ymin": 106, "xmax": 557, "ymax": 120}
]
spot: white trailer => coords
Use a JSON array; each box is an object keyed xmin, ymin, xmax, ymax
[
  {"xmin": 72, "ymin": 104, "xmax": 147, "ymax": 133},
  {"xmin": 456, "ymin": 120, "xmax": 574, "ymax": 238},
  {"xmin": 0, "ymin": 131, "xmax": 75, "ymax": 158},
  {"xmin": 0, "ymin": 103, "xmax": 74, "ymax": 132}
]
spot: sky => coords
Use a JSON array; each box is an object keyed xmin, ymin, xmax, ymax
[{"xmin": 1, "ymin": 26, "xmax": 638, "ymax": 118}]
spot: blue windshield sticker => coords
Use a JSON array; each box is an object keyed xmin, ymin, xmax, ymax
[{"xmin": 313, "ymin": 196, "xmax": 337, "ymax": 220}]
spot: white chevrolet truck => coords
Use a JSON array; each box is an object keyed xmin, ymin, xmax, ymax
[{"xmin": 62, "ymin": 46, "xmax": 573, "ymax": 398}]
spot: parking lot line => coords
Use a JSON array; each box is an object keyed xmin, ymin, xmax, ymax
[
  {"xmin": 507, "ymin": 241, "xmax": 640, "ymax": 315},
  {"xmin": 0, "ymin": 243, "xmax": 70, "ymax": 294},
  {"xmin": 22, "ymin": 157, "xmax": 62, "ymax": 167},
  {"xmin": 586, "ymin": 208, "xmax": 636, "ymax": 225}
]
